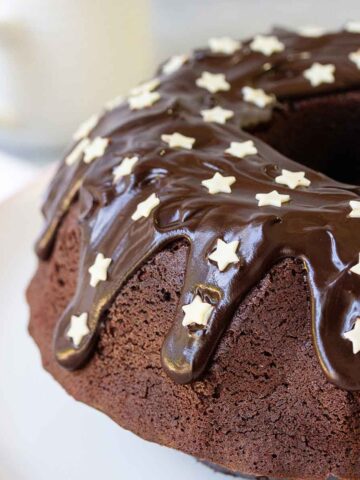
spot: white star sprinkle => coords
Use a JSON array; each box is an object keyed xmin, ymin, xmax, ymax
[
  {"xmin": 83, "ymin": 137, "xmax": 109, "ymax": 164},
  {"xmin": 200, "ymin": 106, "xmax": 234, "ymax": 124},
  {"xmin": 350, "ymin": 254, "xmax": 360, "ymax": 275},
  {"xmin": 256, "ymin": 190, "xmax": 290, "ymax": 207},
  {"xmin": 275, "ymin": 169, "xmax": 311, "ymax": 190},
  {"xmin": 196, "ymin": 71, "xmax": 230, "ymax": 93},
  {"xmin": 162, "ymin": 54, "xmax": 188, "ymax": 75},
  {"xmin": 298, "ymin": 26, "xmax": 326, "ymax": 38},
  {"xmin": 349, "ymin": 49, "xmax": 360, "ymax": 69},
  {"xmin": 161, "ymin": 132, "xmax": 195, "ymax": 149},
  {"xmin": 182, "ymin": 295, "xmax": 214, "ymax": 327},
  {"xmin": 113, "ymin": 156, "xmax": 139, "ymax": 183},
  {"xmin": 88, "ymin": 253, "xmax": 112, "ymax": 287},
  {"xmin": 349, "ymin": 200, "xmax": 360, "ymax": 218},
  {"xmin": 225, "ymin": 140, "xmax": 258, "ymax": 158},
  {"xmin": 65, "ymin": 138, "xmax": 90, "ymax": 166},
  {"xmin": 303, "ymin": 63, "xmax": 335, "ymax": 87},
  {"xmin": 128, "ymin": 91, "xmax": 160, "ymax": 110},
  {"xmin": 208, "ymin": 36, "xmax": 241, "ymax": 55},
  {"xmin": 130, "ymin": 78, "xmax": 160, "ymax": 96},
  {"xmin": 67, "ymin": 313, "xmax": 90, "ymax": 348},
  {"xmin": 249, "ymin": 35, "xmax": 285, "ymax": 56},
  {"xmin": 131, "ymin": 193, "xmax": 160, "ymax": 221},
  {"xmin": 242, "ymin": 86, "xmax": 275, "ymax": 108},
  {"xmin": 202, "ymin": 172, "xmax": 236, "ymax": 195},
  {"xmin": 345, "ymin": 21, "xmax": 360, "ymax": 34},
  {"xmin": 344, "ymin": 318, "xmax": 360, "ymax": 354},
  {"xmin": 73, "ymin": 114, "xmax": 99, "ymax": 141},
  {"xmin": 105, "ymin": 95, "xmax": 124, "ymax": 110},
  {"xmin": 209, "ymin": 239, "xmax": 240, "ymax": 271}
]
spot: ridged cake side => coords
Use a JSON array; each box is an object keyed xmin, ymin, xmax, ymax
[{"xmin": 27, "ymin": 204, "xmax": 360, "ymax": 480}]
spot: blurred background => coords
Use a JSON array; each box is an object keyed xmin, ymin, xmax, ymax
[{"xmin": 0, "ymin": 0, "xmax": 359, "ymax": 201}]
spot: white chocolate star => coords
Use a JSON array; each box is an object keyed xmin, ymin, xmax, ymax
[
  {"xmin": 242, "ymin": 86, "xmax": 275, "ymax": 108},
  {"xmin": 275, "ymin": 169, "xmax": 311, "ymax": 190},
  {"xmin": 249, "ymin": 35, "xmax": 285, "ymax": 56},
  {"xmin": 162, "ymin": 54, "xmax": 188, "ymax": 75},
  {"xmin": 349, "ymin": 200, "xmax": 360, "ymax": 218},
  {"xmin": 130, "ymin": 78, "xmax": 160, "ymax": 96},
  {"xmin": 196, "ymin": 71, "xmax": 230, "ymax": 93},
  {"xmin": 202, "ymin": 172, "xmax": 236, "ymax": 195},
  {"xmin": 225, "ymin": 140, "xmax": 258, "ymax": 158},
  {"xmin": 208, "ymin": 36, "xmax": 241, "ymax": 55},
  {"xmin": 67, "ymin": 313, "xmax": 90, "ymax": 348},
  {"xmin": 209, "ymin": 239, "xmax": 240, "ymax": 271},
  {"xmin": 350, "ymin": 254, "xmax": 360, "ymax": 275},
  {"xmin": 344, "ymin": 318, "xmax": 360, "ymax": 354},
  {"xmin": 131, "ymin": 193, "xmax": 160, "ymax": 221},
  {"xmin": 345, "ymin": 21, "xmax": 360, "ymax": 33},
  {"xmin": 88, "ymin": 253, "xmax": 112, "ymax": 287},
  {"xmin": 298, "ymin": 26, "xmax": 326, "ymax": 38},
  {"xmin": 83, "ymin": 137, "xmax": 109, "ymax": 164},
  {"xmin": 200, "ymin": 105, "xmax": 234, "ymax": 124},
  {"xmin": 105, "ymin": 95, "xmax": 124, "ymax": 110},
  {"xmin": 113, "ymin": 156, "xmax": 139, "ymax": 183},
  {"xmin": 349, "ymin": 49, "xmax": 360, "ymax": 69},
  {"xmin": 73, "ymin": 114, "xmax": 99, "ymax": 141},
  {"xmin": 182, "ymin": 295, "xmax": 214, "ymax": 327},
  {"xmin": 128, "ymin": 91, "xmax": 160, "ymax": 110},
  {"xmin": 65, "ymin": 138, "xmax": 90, "ymax": 166},
  {"xmin": 256, "ymin": 190, "xmax": 290, "ymax": 207},
  {"xmin": 303, "ymin": 63, "xmax": 335, "ymax": 87},
  {"xmin": 161, "ymin": 132, "xmax": 195, "ymax": 149}
]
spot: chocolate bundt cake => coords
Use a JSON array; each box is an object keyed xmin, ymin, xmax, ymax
[{"xmin": 28, "ymin": 24, "xmax": 360, "ymax": 479}]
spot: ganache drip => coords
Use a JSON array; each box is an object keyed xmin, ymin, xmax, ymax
[{"xmin": 36, "ymin": 28, "xmax": 360, "ymax": 390}]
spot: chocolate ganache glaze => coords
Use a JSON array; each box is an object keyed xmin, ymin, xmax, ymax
[{"xmin": 36, "ymin": 27, "xmax": 360, "ymax": 390}]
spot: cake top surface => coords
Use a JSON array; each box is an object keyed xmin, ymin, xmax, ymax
[{"xmin": 37, "ymin": 25, "xmax": 360, "ymax": 390}]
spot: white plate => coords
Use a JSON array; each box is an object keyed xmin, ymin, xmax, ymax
[{"xmin": 0, "ymin": 173, "xmax": 240, "ymax": 480}]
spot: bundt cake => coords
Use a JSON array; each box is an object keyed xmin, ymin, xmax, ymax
[{"xmin": 28, "ymin": 24, "xmax": 360, "ymax": 479}]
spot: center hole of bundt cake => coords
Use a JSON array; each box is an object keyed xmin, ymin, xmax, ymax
[{"xmin": 249, "ymin": 91, "xmax": 360, "ymax": 185}]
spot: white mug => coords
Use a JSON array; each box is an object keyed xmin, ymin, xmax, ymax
[{"xmin": 0, "ymin": 0, "xmax": 154, "ymax": 154}]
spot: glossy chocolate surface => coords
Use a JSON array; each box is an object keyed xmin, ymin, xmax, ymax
[{"xmin": 37, "ymin": 28, "xmax": 360, "ymax": 389}]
